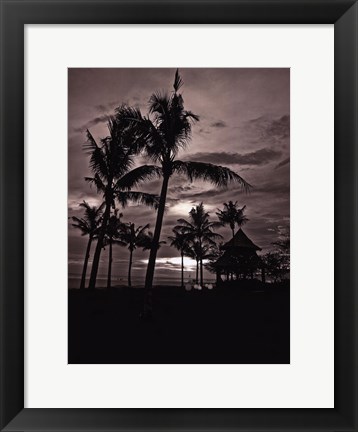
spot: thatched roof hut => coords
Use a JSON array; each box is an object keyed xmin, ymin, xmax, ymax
[
  {"xmin": 214, "ymin": 229, "xmax": 262, "ymax": 282},
  {"xmin": 222, "ymin": 228, "xmax": 261, "ymax": 251}
]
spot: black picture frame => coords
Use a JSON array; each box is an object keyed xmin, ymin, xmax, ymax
[{"xmin": 1, "ymin": 0, "xmax": 357, "ymax": 431}]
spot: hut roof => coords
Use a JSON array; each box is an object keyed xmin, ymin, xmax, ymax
[
  {"xmin": 214, "ymin": 248, "xmax": 260, "ymax": 270},
  {"xmin": 222, "ymin": 228, "xmax": 261, "ymax": 251}
]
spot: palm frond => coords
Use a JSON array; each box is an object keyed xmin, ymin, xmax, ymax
[
  {"xmin": 83, "ymin": 129, "xmax": 99, "ymax": 153},
  {"xmin": 137, "ymin": 223, "xmax": 150, "ymax": 236},
  {"xmin": 71, "ymin": 217, "xmax": 89, "ymax": 235},
  {"xmin": 84, "ymin": 175, "xmax": 106, "ymax": 193},
  {"xmin": 115, "ymin": 165, "xmax": 162, "ymax": 191},
  {"xmin": 207, "ymin": 221, "xmax": 224, "ymax": 230},
  {"xmin": 96, "ymin": 201, "xmax": 106, "ymax": 214},
  {"xmin": 115, "ymin": 105, "xmax": 144, "ymax": 123},
  {"xmin": 116, "ymin": 105, "xmax": 165, "ymax": 162},
  {"xmin": 148, "ymin": 92, "xmax": 170, "ymax": 117},
  {"xmin": 184, "ymin": 111, "xmax": 200, "ymax": 122},
  {"xmin": 172, "ymin": 160, "xmax": 252, "ymax": 191},
  {"xmin": 175, "ymin": 219, "xmax": 195, "ymax": 230},
  {"xmin": 116, "ymin": 191, "xmax": 159, "ymax": 209},
  {"xmin": 84, "ymin": 130, "xmax": 109, "ymax": 178},
  {"xmin": 173, "ymin": 69, "xmax": 183, "ymax": 92}
]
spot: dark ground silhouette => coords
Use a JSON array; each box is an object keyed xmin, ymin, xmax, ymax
[{"xmin": 68, "ymin": 281, "xmax": 290, "ymax": 364}]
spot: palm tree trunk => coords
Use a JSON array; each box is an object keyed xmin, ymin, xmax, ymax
[
  {"xmin": 80, "ymin": 236, "xmax": 92, "ymax": 290},
  {"xmin": 232, "ymin": 228, "xmax": 235, "ymax": 239},
  {"xmin": 200, "ymin": 259, "xmax": 204, "ymax": 287},
  {"xmin": 143, "ymin": 174, "xmax": 170, "ymax": 310},
  {"xmin": 199, "ymin": 238, "xmax": 203, "ymax": 286},
  {"xmin": 181, "ymin": 252, "xmax": 184, "ymax": 288},
  {"xmin": 107, "ymin": 238, "xmax": 113, "ymax": 290},
  {"xmin": 88, "ymin": 204, "xmax": 110, "ymax": 290},
  {"xmin": 196, "ymin": 260, "xmax": 199, "ymax": 284},
  {"xmin": 128, "ymin": 249, "xmax": 133, "ymax": 287},
  {"xmin": 261, "ymin": 266, "xmax": 266, "ymax": 283}
]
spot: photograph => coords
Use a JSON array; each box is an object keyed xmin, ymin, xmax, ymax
[{"xmin": 68, "ymin": 68, "xmax": 290, "ymax": 364}]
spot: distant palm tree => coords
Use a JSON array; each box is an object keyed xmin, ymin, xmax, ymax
[
  {"xmin": 216, "ymin": 201, "xmax": 248, "ymax": 239},
  {"xmin": 186, "ymin": 240, "xmax": 201, "ymax": 284},
  {"xmin": 176, "ymin": 203, "xmax": 222, "ymax": 287},
  {"xmin": 71, "ymin": 201, "xmax": 104, "ymax": 290},
  {"xmin": 185, "ymin": 241, "xmax": 217, "ymax": 285},
  {"xmin": 103, "ymin": 210, "xmax": 124, "ymax": 290},
  {"xmin": 85, "ymin": 118, "xmax": 160, "ymax": 290},
  {"xmin": 116, "ymin": 70, "xmax": 250, "ymax": 309},
  {"xmin": 168, "ymin": 228, "xmax": 191, "ymax": 288},
  {"xmin": 119, "ymin": 222, "xmax": 152, "ymax": 287}
]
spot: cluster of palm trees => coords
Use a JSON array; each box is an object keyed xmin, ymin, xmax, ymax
[
  {"xmin": 168, "ymin": 201, "xmax": 250, "ymax": 288},
  {"xmin": 71, "ymin": 202, "xmax": 155, "ymax": 289},
  {"xmin": 71, "ymin": 69, "xmax": 250, "ymax": 302},
  {"xmin": 72, "ymin": 197, "xmax": 249, "ymax": 291},
  {"xmin": 71, "ymin": 201, "xmax": 104, "ymax": 290}
]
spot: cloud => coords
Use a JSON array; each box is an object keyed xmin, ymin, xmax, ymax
[
  {"xmin": 266, "ymin": 115, "xmax": 290, "ymax": 139},
  {"xmin": 256, "ymin": 181, "xmax": 290, "ymax": 195},
  {"xmin": 247, "ymin": 115, "xmax": 290, "ymax": 146},
  {"xmin": 94, "ymin": 100, "xmax": 119, "ymax": 113},
  {"xmin": 275, "ymin": 157, "xmax": 290, "ymax": 169},
  {"xmin": 73, "ymin": 114, "xmax": 109, "ymax": 133},
  {"xmin": 183, "ymin": 148, "xmax": 281, "ymax": 166},
  {"xmin": 95, "ymin": 104, "xmax": 109, "ymax": 112},
  {"xmin": 170, "ymin": 184, "xmax": 195, "ymax": 194},
  {"xmin": 188, "ymin": 187, "xmax": 237, "ymax": 201},
  {"xmin": 210, "ymin": 120, "xmax": 227, "ymax": 128},
  {"xmin": 186, "ymin": 176, "xmax": 289, "ymax": 203}
]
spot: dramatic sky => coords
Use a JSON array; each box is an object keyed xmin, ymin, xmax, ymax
[{"xmin": 68, "ymin": 68, "xmax": 289, "ymax": 286}]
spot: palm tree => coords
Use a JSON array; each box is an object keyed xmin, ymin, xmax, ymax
[
  {"xmin": 187, "ymin": 240, "xmax": 201, "ymax": 284},
  {"xmin": 216, "ymin": 201, "xmax": 248, "ymax": 239},
  {"xmin": 168, "ymin": 228, "xmax": 191, "ymax": 288},
  {"xmin": 116, "ymin": 70, "xmax": 250, "ymax": 308},
  {"xmin": 185, "ymin": 241, "xmax": 218, "ymax": 286},
  {"xmin": 103, "ymin": 210, "xmax": 124, "ymax": 290},
  {"xmin": 119, "ymin": 222, "xmax": 152, "ymax": 287},
  {"xmin": 71, "ymin": 201, "xmax": 104, "ymax": 290},
  {"xmin": 175, "ymin": 203, "xmax": 222, "ymax": 287},
  {"xmin": 85, "ymin": 118, "xmax": 160, "ymax": 290}
]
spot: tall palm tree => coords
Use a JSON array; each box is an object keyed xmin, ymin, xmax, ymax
[
  {"xmin": 85, "ymin": 118, "xmax": 160, "ymax": 290},
  {"xmin": 116, "ymin": 70, "xmax": 250, "ymax": 308},
  {"xmin": 103, "ymin": 210, "xmax": 124, "ymax": 290},
  {"xmin": 119, "ymin": 222, "xmax": 152, "ymax": 287},
  {"xmin": 175, "ymin": 203, "xmax": 222, "ymax": 287},
  {"xmin": 216, "ymin": 201, "xmax": 248, "ymax": 239},
  {"xmin": 168, "ymin": 228, "xmax": 191, "ymax": 288},
  {"xmin": 71, "ymin": 201, "xmax": 104, "ymax": 290}
]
